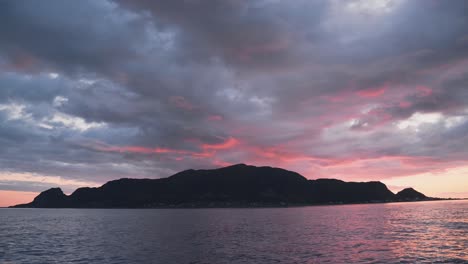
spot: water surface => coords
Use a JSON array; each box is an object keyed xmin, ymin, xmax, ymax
[{"xmin": 1, "ymin": 200, "xmax": 467, "ymax": 263}]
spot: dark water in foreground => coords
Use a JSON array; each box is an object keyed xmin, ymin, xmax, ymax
[{"xmin": 0, "ymin": 200, "xmax": 466, "ymax": 264}]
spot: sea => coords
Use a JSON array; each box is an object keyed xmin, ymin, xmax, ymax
[{"xmin": 0, "ymin": 200, "xmax": 466, "ymax": 264}]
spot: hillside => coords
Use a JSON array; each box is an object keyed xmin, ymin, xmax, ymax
[{"xmin": 12, "ymin": 164, "xmax": 432, "ymax": 208}]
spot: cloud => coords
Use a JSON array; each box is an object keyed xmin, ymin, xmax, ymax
[
  {"xmin": 0, "ymin": 0, "xmax": 467, "ymax": 199},
  {"xmin": 0, "ymin": 0, "xmax": 149, "ymax": 75},
  {"xmin": 118, "ymin": 0, "xmax": 328, "ymax": 70}
]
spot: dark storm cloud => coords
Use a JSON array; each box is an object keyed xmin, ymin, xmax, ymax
[
  {"xmin": 0, "ymin": 73, "xmax": 63, "ymax": 103},
  {"xmin": 0, "ymin": 0, "xmax": 468, "ymax": 194},
  {"xmin": 0, "ymin": 114, "xmax": 31, "ymax": 144},
  {"xmin": 118, "ymin": 0, "xmax": 327, "ymax": 70},
  {"xmin": 0, "ymin": 0, "xmax": 148, "ymax": 75}
]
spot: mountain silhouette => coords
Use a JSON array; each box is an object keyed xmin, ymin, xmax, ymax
[
  {"xmin": 27, "ymin": 187, "xmax": 68, "ymax": 208},
  {"xmin": 396, "ymin": 188, "xmax": 427, "ymax": 201},
  {"xmin": 11, "ymin": 164, "xmax": 433, "ymax": 208}
]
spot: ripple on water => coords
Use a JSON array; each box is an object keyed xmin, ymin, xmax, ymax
[{"xmin": 0, "ymin": 200, "xmax": 467, "ymax": 264}]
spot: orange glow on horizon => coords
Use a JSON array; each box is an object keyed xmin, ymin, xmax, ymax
[
  {"xmin": 0, "ymin": 190, "xmax": 38, "ymax": 207},
  {"xmin": 383, "ymin": 165, "xmax": 468, "ymax": 199}
]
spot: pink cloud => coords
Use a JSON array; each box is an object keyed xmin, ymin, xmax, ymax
[
  {"xmin": 97, "ymin": 145, "xmax": 186, "ymax": 155},
  {"xmin": 91, "ymin": 137, "xmax": 240, "ymax": 161},
  {"xmin": 207, "ymin": 115, "xmax": 223, "ymax": 121},
  {"xmin": 399, "ymin": 101, "xmax": 411, "ymax": 108},
  {"xmin": 211, "ymin": 159, "xmax": 233, "ymax": 167},
  {"xmin": 416, "ymin": 86, "xmax": 432, "ymax": 97},
  {"xmin": 202, "ymin": 137, "xmax": 240, "ymax": 150},
  {"xmin": 357, "ymin": 87, "xmax": 386, "ymax": 98}
]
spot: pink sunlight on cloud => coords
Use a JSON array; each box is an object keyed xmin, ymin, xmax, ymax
[
  {"xmin": 202, "ymin": 137, "xmax": 239, "ymax": 150},
  {"xmin": 357, "ymin": 86, "xmax": 386, "ymax": 98},
  {"xmin": 91, "ymin": 137, "xmax": 240, "ymax": 159},
  {"xmin": 207, "ymin": 115, "xmax": 223, "ymax": 121}
]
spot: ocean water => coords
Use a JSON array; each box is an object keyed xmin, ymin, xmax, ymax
[{"xmin": 0, "ymin": 200, "xmax": 466, "ymax": 264}]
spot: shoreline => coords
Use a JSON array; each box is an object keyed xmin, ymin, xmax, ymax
[{"xmin": 4, "ymin": 198, "xmax": 466, "ymax": 209}]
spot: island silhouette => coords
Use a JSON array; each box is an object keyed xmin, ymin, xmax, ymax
[{"xmin": 11, "ymin": 164, "xmax": 433, "ymax": 208}]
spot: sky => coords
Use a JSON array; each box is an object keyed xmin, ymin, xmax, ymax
[{"xmin": 0, "ymin": 0, "xmax": 468, "ymax": 207}]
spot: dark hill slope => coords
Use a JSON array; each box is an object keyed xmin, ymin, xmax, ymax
[
  {"xmin": 395, "ymin": 188, "xmax": 427, "ymax": 200},
  {"xmin": 308, "ymin": 179, "xmax": 395, "ymax": 203},
  {"xmin": 12, "ymin": 164, "xmax": 430, "ymax": 208}
]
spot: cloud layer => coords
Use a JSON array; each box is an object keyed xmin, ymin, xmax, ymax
[{"xmin": 0, "ymin": 0, "xmax": 467, "ymax": 197}]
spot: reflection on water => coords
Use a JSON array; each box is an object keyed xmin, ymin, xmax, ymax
[{"xmin": 0, "ymin": 200, "xmax": 466, "ymax": 263}]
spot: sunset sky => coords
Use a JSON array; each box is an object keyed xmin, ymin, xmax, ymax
[{"xmin": 1, "ymin": 0, "xmax": 468, "ymax": 207}]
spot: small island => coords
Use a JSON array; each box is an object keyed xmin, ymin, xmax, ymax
[{"xmin": 11, "ymin": 164, "xmax": 439, "ymax": 208}]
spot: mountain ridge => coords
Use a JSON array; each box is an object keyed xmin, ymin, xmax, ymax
[{"xmin": 11, "ymin": 164, "xmax": 435, "ymax": 208}]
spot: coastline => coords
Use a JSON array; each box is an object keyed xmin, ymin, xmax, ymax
[{"xmin": 6, "ymin": 197, "xmax": 466, "ymax": 209}]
